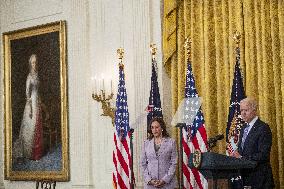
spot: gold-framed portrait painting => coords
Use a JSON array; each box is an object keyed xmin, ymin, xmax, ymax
[{"xmin": 3, "ymin": 21, "xmax": 69, "ymax": 181}]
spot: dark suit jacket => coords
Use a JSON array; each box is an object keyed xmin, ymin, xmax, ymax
[{"xmin": 237, "ymin": 118, "xmax": 274, "ymax": 188}]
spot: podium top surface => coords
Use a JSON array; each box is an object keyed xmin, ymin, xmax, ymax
[{"xmin": 189, "ymin": 152, "xmax": 257, "ymax": 170}]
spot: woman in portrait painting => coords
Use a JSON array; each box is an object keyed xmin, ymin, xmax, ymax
[{"xmin": 18, "ymin": 54, "xmax": 44, "ymax": 161}]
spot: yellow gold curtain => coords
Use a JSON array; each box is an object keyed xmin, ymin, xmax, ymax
[{"xmin": 163, "ymin": 0, "xmax": 284, "ymax": 187}]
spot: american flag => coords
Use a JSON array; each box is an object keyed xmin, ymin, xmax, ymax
[
  {"xmin": 226, "ymin": 47, "xmax": 246, "ymax": 156},
  {"xmin": 182, "ymin": 59, "xmax": 208, "ymax": 189},
  {"xmin": 113, "ymin": 63, "xmax": 133, "ymax": 189},
  {"xmin": 147, "ymin": 58, "xmax": 163, "ymax": 131}
]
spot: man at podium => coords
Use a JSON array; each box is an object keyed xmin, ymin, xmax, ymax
[{"xmin": 231, "ymin": 97, "xmax": 274, "ymax": 188}]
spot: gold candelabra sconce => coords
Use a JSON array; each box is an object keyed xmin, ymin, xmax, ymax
[
  {"xmin": 92, "ymin": 48, "xmax": 126, "ymax": 126},
  {"xmin": 92, "ymin": 75, "xmax": 115, "ymax": 126},
  {"xmin": 92, "ymin": 87, "xmax": 115, "ymax": 126}
]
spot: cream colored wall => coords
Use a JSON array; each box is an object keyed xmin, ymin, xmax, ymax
[{"xmin": 0, "ymin": 0, "xmax": 164, "ymax": 189}]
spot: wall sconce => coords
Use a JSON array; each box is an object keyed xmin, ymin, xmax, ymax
[
  {"xmin": 92, "ymin": 78, "xmax": 115, "ymax": 126},
  {"xmin": 92, "ymin": 49, "xmax": 125, "ymax": 126}
]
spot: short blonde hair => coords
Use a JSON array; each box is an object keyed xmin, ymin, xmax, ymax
[{"xmin": 240, "ymin": 97, "xmax": 258, "ymax": 111}]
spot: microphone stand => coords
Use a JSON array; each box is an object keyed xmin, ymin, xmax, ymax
[
  {"xmin": 175, "ymin": 123, "xmax": 186, "ymax": 189},
  {"xmin": 129, "ymin": 128, "xmax": 135, "ymax": 189}
]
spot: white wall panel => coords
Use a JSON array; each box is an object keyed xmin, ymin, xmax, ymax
[
  {"xmin": 67, "ymin": 0, "xmax": 93, "ymax": 188},
  {"xmin": 0, "ymin": 0, "xmax": 163, "ymax": 188},
  {"xmin": 12, "ymin": 0, "xmax": 62, "ymax": 23}
]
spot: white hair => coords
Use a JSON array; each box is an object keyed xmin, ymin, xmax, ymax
[{"xmin": 240, "ymin": 97, "xmax": 258, "ymax": 111}]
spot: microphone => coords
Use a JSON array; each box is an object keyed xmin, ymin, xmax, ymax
[
  {"xmin": 208, "ymin": 134, "xmax": 224, "ymax": 144},
  {"xmin": 129, "ymin": 128, "xmax": 134, "ymax": 133},
  {"xmin": 207, "ymin": 134, "xmax": 224, "ymax": 150},
  {"xmin": 175, "ymin": 123, "xmax": 186, "ymax": 128}
]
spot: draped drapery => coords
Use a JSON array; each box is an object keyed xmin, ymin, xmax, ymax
[{"xmin": 163, "ymin": 0, "xmax": 284, "ymax": 187}]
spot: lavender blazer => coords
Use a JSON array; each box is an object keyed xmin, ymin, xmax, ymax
[{"xmin": 140, "ymin": 137, "xmax": 177, "ymax": 189}]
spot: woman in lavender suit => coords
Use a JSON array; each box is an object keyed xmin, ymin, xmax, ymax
[{"xmin": 140, "ymin": 117, "xmax": 177, "ymax": 189}]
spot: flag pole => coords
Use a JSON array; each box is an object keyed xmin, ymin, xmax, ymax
[
  {"xmin": 117, "ymin": 47, "xmax": 124, "ymax": 66},
  {"xmin": 150, "ymin": 43, "xmax": 157, "ymax": 60},
  {"xmin": 233, "ymin": 30, "xmax": 241, "ymax": 48}
]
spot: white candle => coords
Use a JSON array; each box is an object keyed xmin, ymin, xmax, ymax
[
  {"xmin": 94, "ymin": 78, "xmax": 97, "ymax": 94},
  {"xmin": 91, "ymin": 77, "xmax": 96, "ymax": 94},
  {"xmin": 102, "ymin": 78, "xmax": 105, "ymax": 92},
  {"xmin": 98, "ymin": 78, "xmax": 101, "ymax": 94},
  {"xmin": 111, "ymin": 80, "xmax": 113, "ymax": 94}
]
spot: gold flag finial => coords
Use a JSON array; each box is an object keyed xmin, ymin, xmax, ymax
[
  {"xmin": 233, "ymin": 31, "xmax": 241, "ymax": 47},
  {"xmin": 117, "ymin": 48, "xmax": 124, "ymax": 63},
  {"xmin": 184, "ymin": 37, "xmax": 192, "ymax": 60},
  {"xmin": 150, "ymin": 43, "xmax": 157, "ymax": 60}
]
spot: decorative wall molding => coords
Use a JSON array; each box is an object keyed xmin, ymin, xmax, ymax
[{"xmin": 12, "ymin": 0, "xmax": 63, "ymax": 23}]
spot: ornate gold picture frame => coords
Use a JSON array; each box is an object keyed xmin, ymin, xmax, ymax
[{"xmin": 3, "ymin": 21, "xmax": 69, "ymax": 181}]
